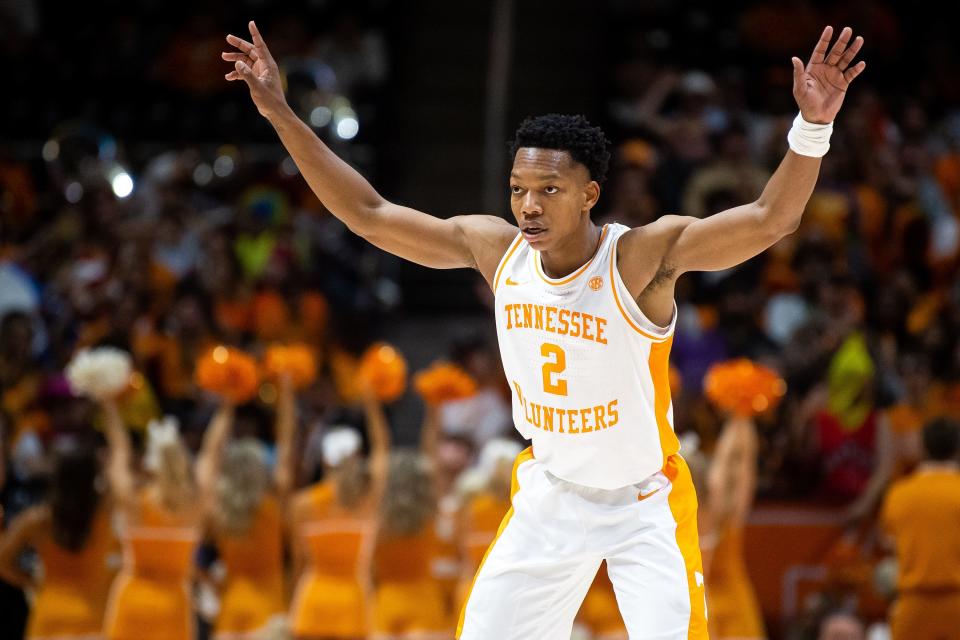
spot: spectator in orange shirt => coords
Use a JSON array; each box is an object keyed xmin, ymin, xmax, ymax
[{"xmin": 880, "ymin": 418, "xmax": 960, "ymax": 640}]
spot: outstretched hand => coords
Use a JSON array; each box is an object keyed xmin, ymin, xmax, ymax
[
  {"xmin": 223, "ymin": 21, "xmax": 287, "ymax": 119},
  {"xmin": 792, "ymin": 26, "xmax": 866, "ymax": 124}
]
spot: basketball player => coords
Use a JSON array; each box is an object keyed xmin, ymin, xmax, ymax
[{"xmin": 223, "ymin": 22, "xmax": 866, "ymax": 639}]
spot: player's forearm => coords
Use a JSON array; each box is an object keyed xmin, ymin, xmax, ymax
[
  {"xmin": 267, "ymin": 104, "xmax": 386, "ymax": 235},
  {"xmin": 754, "ymin": 150, "xmax": 822, "ymax": 236}
]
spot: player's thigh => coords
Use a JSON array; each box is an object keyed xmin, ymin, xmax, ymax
[
  {"xmin": 458, "ymin": 461, "xmax": 601, "ymax": 639},
  {"xmin": 459, "ymin": 532, "xmax": 600, "ymax": 640},
  {"xmin": 607, "ymin": 459, "xmax": 707, "ymax": 640}
]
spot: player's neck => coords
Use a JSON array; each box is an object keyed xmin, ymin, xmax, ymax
[{"xmin": 539, "ymin": 223, "xmax": 603, "ymax": 279}]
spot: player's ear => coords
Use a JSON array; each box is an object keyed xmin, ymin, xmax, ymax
[{"xmin": 583, "ymin": 180, "xmax": 600, "ymax": 213}]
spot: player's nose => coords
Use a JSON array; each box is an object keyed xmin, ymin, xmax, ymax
[{"xmin": 520, "ymin": 191, "xmax": 543, "ymax": 215}]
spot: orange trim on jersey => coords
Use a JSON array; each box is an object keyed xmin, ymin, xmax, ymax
[
  {"xmin": 649, "ymin": 337, "xmax": 680, "ymax": 461},
  {"xmin": 609, "ymin": 243, "xmax": 672, "ymax": 342},
  {"xmin": 665, "ymin": 454, "xmax": 709, "ymax": 638},
  {"xmin": 493, "ymin": 232, "xmax": 524, "ymax": 292},
  {"xmin": 456, "ymin": 446, "xmax": 534, "ymax": 638},
  {"xmin": 534, "ymin": 225, "xmax": 609, "ymax": 286}
]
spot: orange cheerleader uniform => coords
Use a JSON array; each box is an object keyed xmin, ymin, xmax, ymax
[
  {"xmin": 431, "ymin": 495, "xmax": 462, "ymax": 625},
  {"xmin": 705, "ymin": 525, "xmax": 765, "ymax": 640},
  {"xmin": 103, "ymin": 497, "xmax": 199, "ymax": 640},
  {"xmin": 28, "ymin": 508, "xmax": 117, "ymax": 640},
  {"xmin": 577, "ymin": 562, "xmax": 627, "ymax": 640},
  {"xmin": 372, "ymin": 522, "xmax": 448, "ymax": 638},
  {"xmin": 214, "ymin": 495, "xmax": 286, "ymax": 639},
  {"xmin": 290, "ymin": 482, "xmax": 373, "ymax": 639},
  {"xmin": 455, "ymin": 492, "xmax": 510, "ymax": 611}
]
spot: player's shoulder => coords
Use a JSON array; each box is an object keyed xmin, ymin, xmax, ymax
[
  {"xmin": 450, "ymin": 214, "xmax": 519, "ymax": 277},
  {"xmin": 620, "ymin": 215, "xmax": 696, "ymax": 246},
  {"xmin": 451, "ymin": 215, "xmax": 517, "ymax": 246},
  {"xmin": 616, "ymin": 214, "xmax": 697, "ymax": 268}
]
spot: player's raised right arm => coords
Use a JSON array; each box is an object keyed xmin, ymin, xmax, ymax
[{"xmin": 224, "ymin": 21, "xmax": 515, "ymax": 276}]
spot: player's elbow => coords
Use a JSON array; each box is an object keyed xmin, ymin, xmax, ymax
[
  {"xmin": 770, "ymin": 219, "xmax": 801, "ymax": 243},
  {"xmin": 756, "ymin": 203, "xmax": 801, "ymax": 242},
  {"xmin": 349, "ymin": 202, "xmax": 389, "ymax": 242}
]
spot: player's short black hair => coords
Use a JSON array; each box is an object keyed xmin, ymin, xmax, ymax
[
  {"xmin": 923, "ymin": 418, "xmax": 960, "ymax": 461},
  {"xmin": 509, "ymin": 114, "xmax": 612, "ymax": 184}
]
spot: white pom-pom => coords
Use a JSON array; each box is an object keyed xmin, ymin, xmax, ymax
[
  {"xmin": 678, "ymin": 431, "xmax": 701, "ymax": 456},
  {"xmin": 144, "ymin": 416, "xmax": 181, "ymax": 472},
  {"xmin": 322, "ymin": 427, "xmax": 361, "ymax": 468},
  {"xmin": 478, "ymin": 438, "xmax": 523, "ymax": 478},
  {"xmin": 454, "ymin": 467, "xmax": 489, "ymax": 499},
  {"xmin": 65, "ymin": 347, "xmax": 133, "ymax": 400}
]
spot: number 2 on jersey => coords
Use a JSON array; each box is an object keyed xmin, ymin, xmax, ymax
[{"xmin": 540, "ymin": 343, "xmax": 568, "ymax": 396}]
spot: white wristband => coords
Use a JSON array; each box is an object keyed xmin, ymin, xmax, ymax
[{"xmin": 787, "ymin": 112, "xmax": 833, "ymax": 157}]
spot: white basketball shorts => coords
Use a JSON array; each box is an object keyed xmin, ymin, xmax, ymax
[{"xmin": 457, "ymin": 447, "xmax": 708, "ymax": 639}]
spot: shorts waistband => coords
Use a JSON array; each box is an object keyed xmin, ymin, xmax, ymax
[{"xmin": 538, "ymin": 462, "xmax": 671, "ymax": 505}]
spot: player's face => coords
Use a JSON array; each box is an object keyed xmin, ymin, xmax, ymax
[{"xmin": 509, "ymin": 148, "xmax": 599, "ymax": 250}]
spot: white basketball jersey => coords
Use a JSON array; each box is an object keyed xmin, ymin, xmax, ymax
[{"xmin": 493, "ymin": 222, "xmax": 679, "ymax": 489}]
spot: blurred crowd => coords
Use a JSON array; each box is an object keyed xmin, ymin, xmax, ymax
[
  {"xmin": 2, "ymin": 0, "xmax": 960, "ymax": 639},
  {"xmin": 599, "ymin": 0, "xmax": 960, "ymax": 514},
  {"xmin": 594, "ymin": 3, "xmax": 960, "ymax": 637}
]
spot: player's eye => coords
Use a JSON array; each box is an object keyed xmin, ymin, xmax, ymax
[
  {"xmin": 544, "ymin": 186, "xmax": 559, "ymax": 194},
  {"xmin": 510, "ymin": 185, "xmax": 523, "ymax": 195}
]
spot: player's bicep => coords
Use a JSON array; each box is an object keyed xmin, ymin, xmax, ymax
[
  {"xmin": 664, "ymin": 204, "xmax": 787, "ymax": 274},
  {"xmin": 361, "ymin": 203, "xmax": 516, "ymax": 275},
  {"xmin": 361, "ymin": 203, "xmax": 475, "ymax": 270}
]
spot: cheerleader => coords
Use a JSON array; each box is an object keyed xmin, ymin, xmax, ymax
[
  {"xmin": 209, "ymin": 374, "xmax": 296, "ymax": 638},
  {"xmin": 101, "ymin": 398, "xmax": 234, "ymax": 640},
  {"xmin": 288, "ymin": 388, "xmax": 390, "ymax": 640},
  {"xmin": 371, "ymin": 403, "xmax": 450, "ymax": 639},
  {"xmin": 702, "ymin": 416, "xmax": 766, "ymax": 640},
  {"xmin": 0, "ymin": 439, "xmax": 116, "ymax": 639}
]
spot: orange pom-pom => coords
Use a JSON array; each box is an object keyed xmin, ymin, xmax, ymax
[
  {"xmin": 263, "ymin": 343, "xmax": 317, "ymax": 389},
  {"xmin": 359, "ymin": 342, "xmax": 408, "ymax": 402},
  {"xmin": 414, "ymin": 361, "xmax": 479, "ymax": 405},
  {"xmin": 196, "ymin": 346, "xmax": 260, "ymax": 404},
  {"xmin": 704, "ymin": 359, "xmax": 786, "ymax": 418}
]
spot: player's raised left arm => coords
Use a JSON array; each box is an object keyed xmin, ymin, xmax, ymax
[{"xmin": 626, "ymin": 27, "xmax": 866, "ymax": 276}]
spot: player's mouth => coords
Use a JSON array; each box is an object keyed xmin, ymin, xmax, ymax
[{"xmin": 521, "ymin": 224, "xmax": 547, "ymax": 242}]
